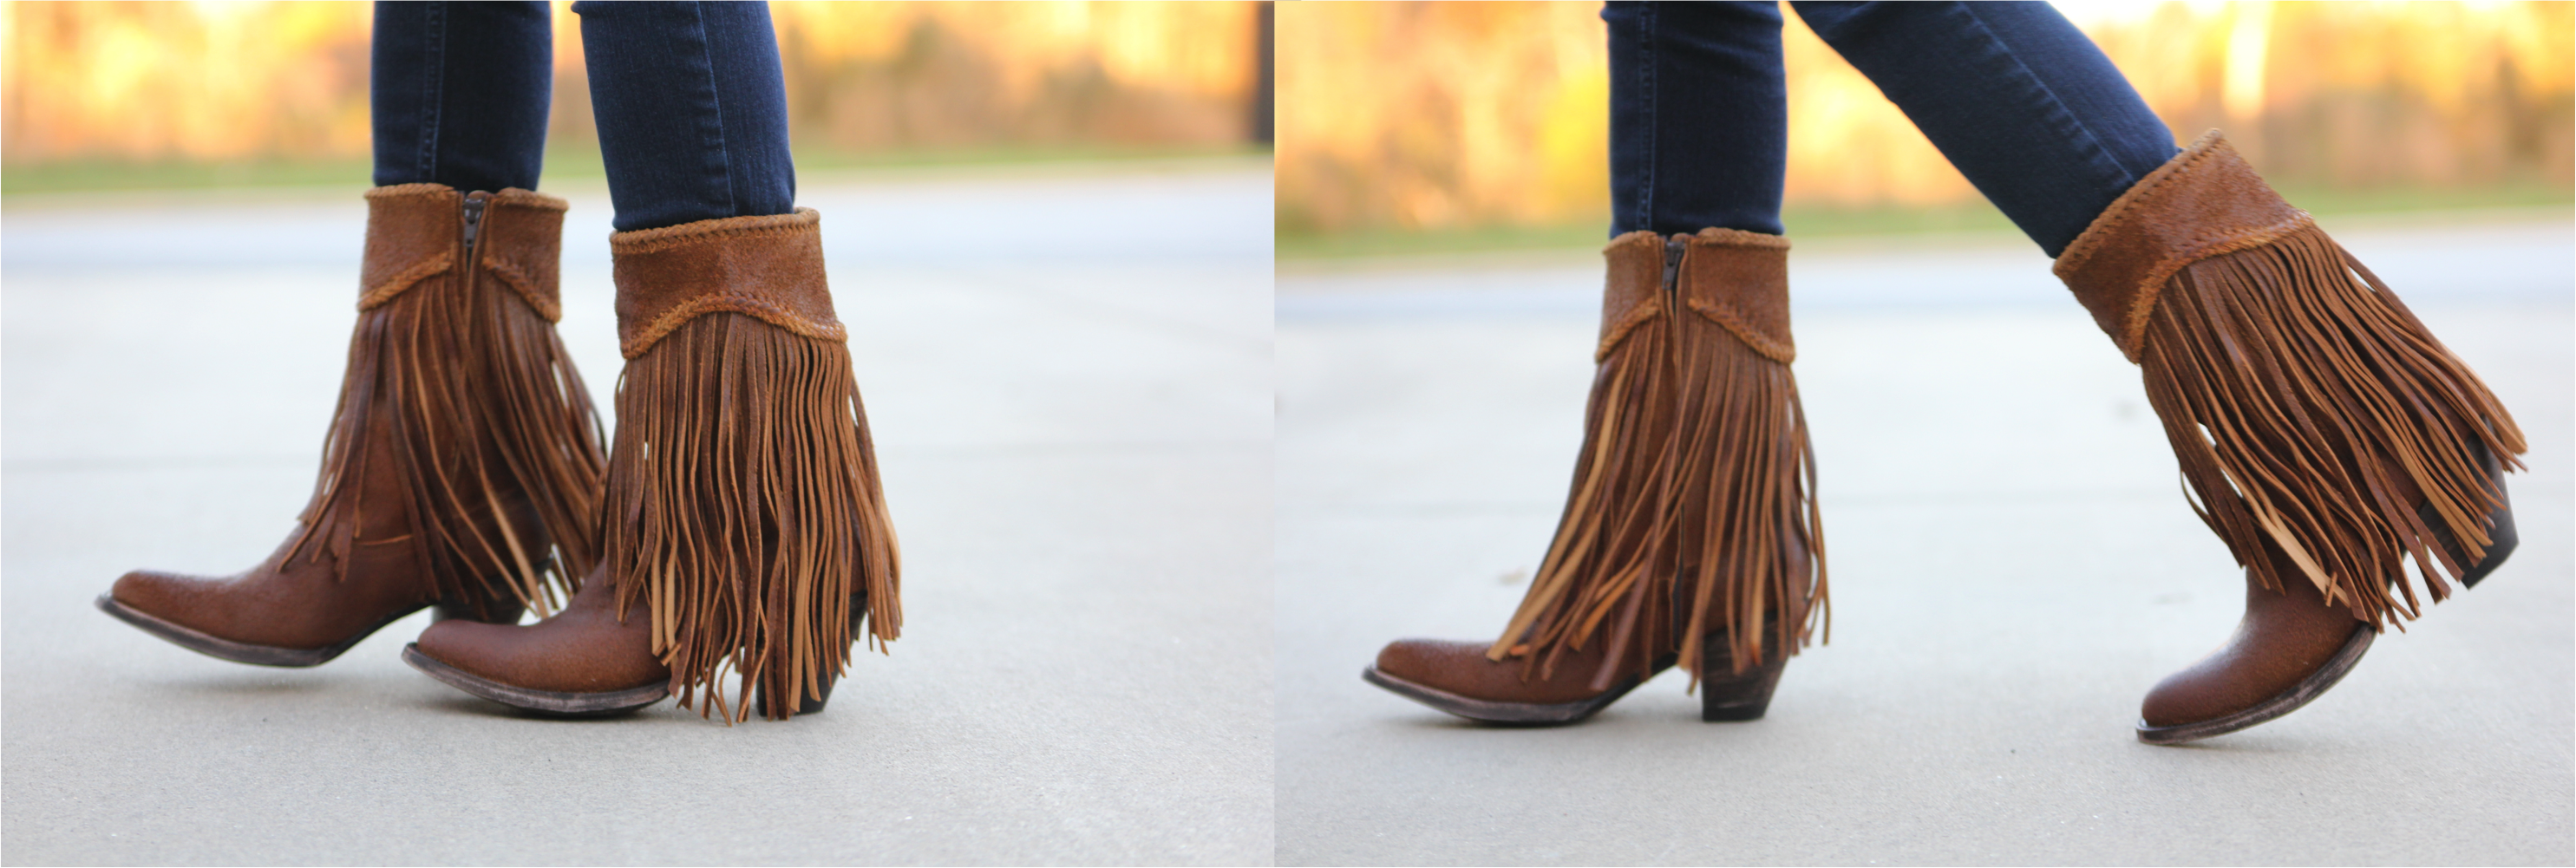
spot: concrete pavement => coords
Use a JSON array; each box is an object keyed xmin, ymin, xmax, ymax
[
  {"xmin": 6, "ymin": 169, "xmax": 2567, "ymax": 865},
  {"xmin": 1274, "ymin": 212, "xmax": 2573, "ymax": 865},
  {"xmin": 3, "ymin": 160, "xmax": 1275, "ymax": 865}
]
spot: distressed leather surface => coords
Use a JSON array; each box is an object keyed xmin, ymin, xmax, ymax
[
  {"xmin": 611, "ymin": 208, "xmax": 845, "ymax": 358},
  {"xmin": 1682, "ymin": 227, "xmax": 1795, "ymax": 362},
  {"xmin": 414, "ymin": 562, "xmax": 669, "ymax": 693},
  {"xmin": 478, "ymin": 189, "xmax": 568, "ymax": 321},
  {"xmin": 1377, "ymin": 638, "xmax": 1645, "ymax": 705},
  {"xmin": 2139, "ymin": 549, "xmax": 2368, "ymax": 727},
  {"xmin": 2053, "ymin": 130, "xmax": 2311, "ymax": 361},
  {"xmin": 1597, "ymin": 231, "xmax": 1665, "ymax": 360}
]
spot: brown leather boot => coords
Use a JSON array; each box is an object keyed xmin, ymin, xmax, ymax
[
  {"xmin": 1365, "ymin": 228, "xmax": 1825, "ymax": 725},
  {"xmin": 2137, "ymin": 551, "xmax": 2374, "ymax": 744},
  {"xmin": 405, "ymin": 208, "xmax": 900, "ymax": 721},
  {"xmin": 2053, "ymin": 131, "xmax": 2523, "ymax": 744},
  {"xmin": 404, "ymin": 563, "xmax": 670, "ymax": 715},
  {"xmin": 97, "ymin": 185, "xmax": 607, "ymax": 667}
]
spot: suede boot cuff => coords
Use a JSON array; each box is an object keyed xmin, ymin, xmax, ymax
[
  {"xmin": 610, "ymin": 208, "xmax": 845, "ymax": 359},
  {"xmin": 358, "ymin": 184, "xmax": 568, "ymax": 321},
  {"xmin": 2053, "ymin": 130, "xmax": 2313, "ymax": 361},
  {"xmin": 1598, "ymin": 229, "xmax": 1795, "ymax": 362}
]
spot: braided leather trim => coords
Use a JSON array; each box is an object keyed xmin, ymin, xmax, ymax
[
  {"xmin": 612, "ymin": 208, "xmax": 844, "ymax": 358},
  {"xmin": 477, "ymin": 188, "xmax": 569, "ymax": 322},
  {"xmin": 1596, "ymin": 232, "xmax": 1668, "ymax": 361},
  {"xmin": 2053, "ymin": 130, "xmax": 2312, "ymax": 361},
  {"xmin": 358, "ymin": 185, "xmax": 461, "ymax": 310},
  {"xmin": 1681, "ymin": 228, "xmax": 1795, "ymax": 363}
]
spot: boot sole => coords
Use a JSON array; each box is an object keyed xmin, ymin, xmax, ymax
[
  {"xmin": 2135, "ymin": 624, "xmax": 2374, "ymax": 745},
  {"xmin": 95, "ymin": 593, "xmax": 409, "ymax": 668},
  {"xmin": 1361, "ymin": 665, "xmax": 1640, "ymax": 725},
  {"xmin": 402, "ymin": 643, "xmax": 669, "ymax": 718}
]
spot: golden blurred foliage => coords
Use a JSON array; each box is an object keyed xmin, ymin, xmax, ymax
[
  {"xmin": 1278, "ymin": 1, "xmax": 2575, "ymax": 236},
  {"xmin": 767, "ymin": 1, "xmax": 1259, "ymax": 149},
  {"xmin": 2, "ymin": 1, "xmax": 375, "ymax": 163},
  {"xmin": 2, "ymin": 0, "xmax": 1265, "ymax": 166}
]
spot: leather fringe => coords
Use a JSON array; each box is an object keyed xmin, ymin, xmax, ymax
[
  {"xmin": 1489, "ymin": 230, "xmax": 1826, "ymax": 692},
  {"xmin": 605, "ymin": 312, "xmax": 901, "ymax": 722},
  {"xmin": 2136, "ymin": 219, "xmax": 2524, "ymax": 625},
  {"xmin": 289, "ymin": 187, "xmax": 605, "ymax": 620}
]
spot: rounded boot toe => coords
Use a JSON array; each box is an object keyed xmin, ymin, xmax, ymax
[
  {"xmin": 2139, "ymin": 662, "xmax": 2250, "ymax": 728},
  {"xmin": 415, "ymin": 610, "xmax": 666, "ymax": 694},
  {"xmin": 412, "ymin": 618, "xmax": 526, "ymax": 683}
]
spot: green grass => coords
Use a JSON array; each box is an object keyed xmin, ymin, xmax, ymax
[
  {"xmin": 0, "ymin": 142, "xmax": 1271, "ymax": 199},
  {"xmin": 0, "ymin": 157, "xmax": 379, "ymax": 196},
  {"xmin": 1278, "ymin": 179, "xmax": 2573, "ymax": 262}
]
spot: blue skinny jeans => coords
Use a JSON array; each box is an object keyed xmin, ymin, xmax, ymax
[
  {"xmin": 1605, "ymin": 1, "xmax": 2181, "ymax": 258},
  {"xmin": 368, "ymin": 0, "xmax": 794, "ymax": 232}
]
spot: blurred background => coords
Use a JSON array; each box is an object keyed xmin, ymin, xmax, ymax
[
  {"xmin": 1, "ymin": 0, "xmax": 1275, "ymax": 193},
  {"xmin": 1277, "ymin": 0, "xmax": 2574, "ymax": 258}
]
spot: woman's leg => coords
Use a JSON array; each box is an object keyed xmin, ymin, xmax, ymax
[
  {"xmin": 572, "ymin": 0, "xmax": 795, "ymax": 231},
  {"xmin": 1605, "ymin": 0, "xmax": 1788, "ymax": 238},
  {"xmin": 370, "ymin": 1, "xmax": 553, "ymax": 192},
  {"xmin": 1788, "ymin": 1, "xmax": 2176, "ymax": 257}
]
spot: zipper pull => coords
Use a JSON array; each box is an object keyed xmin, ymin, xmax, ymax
[
  {"xmin": 1661, "ymin": 235, "xmax": 1689, "ymax": 299},
  {"xmin": 461, "ymin": 193, "xmax": 489, "ymax": 251}
]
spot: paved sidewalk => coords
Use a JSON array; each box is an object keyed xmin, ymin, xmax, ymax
[
  {"xmin": 3, "ymin": 161, "xmax": 1275, "ymax": 865},
  {"xmin": 1275, "ymin": 215, "xmax": 2573, "ymax": 865}
]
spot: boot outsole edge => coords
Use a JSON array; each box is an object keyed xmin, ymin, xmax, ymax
[
  {"xmin": 2136, "ymin": 624, "xmax": 2374, "ymax": 746},
  {"xmin": 1360, "ymin": 665, "xmax": 1638, "ymax": 726},
  {"xmin": 402, "ymin": 643, "xmax": 668, "ymax": 718},
  {"xmin": 95, "ymin": 593, "xmax": 369, "ymax": 668}
]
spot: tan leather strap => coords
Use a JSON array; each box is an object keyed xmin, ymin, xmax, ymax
[
  {"xmin": 357, "ymin": 184, "xmax": 458, "ymax": 310},
  {"xmin": 1680, "ymin": 227, "xmax": 1795, "ymax": 363},
  {"xmin": 611, "ymin": 208, "xmax": 845, "ymax": 359},
  {"xmin": 477, "ymin": 189, "xmax": 568, "ymax": 322},
  {"xmin": 356, "ymin": 184, "xmax": 568, "ymax": 321},
  {"xmin": 1598, "ymin": 228, "xmax": 1795, "ymax": 362},
  {"xmin": 1596, "ymin": 232, "xmax": 1665, "ymax": 361},
  {"xmin": 2054, "ymin": 129, "xmax": 2312, "ymax": 362}
]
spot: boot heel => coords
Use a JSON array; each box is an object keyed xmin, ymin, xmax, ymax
[
  {"xmin": 1700, "ymin": 641, "xmax": 1789, "ymax": 722},
  {"xmin": 754, "ymin": 592, "xmax": 865, "ymax": 719}
]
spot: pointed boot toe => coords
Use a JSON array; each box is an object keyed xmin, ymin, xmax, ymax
[
  {"xmin": 94, "ymin": 568, "xmax": 352, "ymax": 668},
  {"xmin": 105, "ymin": 569, "xmax": 209, "ymax": 620},
  {"xmin": 404, "ymin": 565, "xmax": 669, "ymax": 717},
  {"xmin": 1363, "ymin": 637, "xmax": 1646, "ymax": 726}
]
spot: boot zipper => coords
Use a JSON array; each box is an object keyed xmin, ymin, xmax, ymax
[
  {"xmin": 461, "ymin": 192, "xmax": 489, "ymax": 254},
  {"xmin": 460, "ymin": 192, "xmax": 490, "ymax": 295},
  {"xmin": 1662, "ymin": 235, "xmax": 1689, "ymax": 303}
]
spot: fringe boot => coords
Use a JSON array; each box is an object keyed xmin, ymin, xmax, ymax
[
  {"xmin": 407, "ymin": 208, "xmax": 899, "ymax": 722},
  {"xmin": 1366, "ymin": 228, "xmax": 1825, "ymax": 724},
  {"xmin": 100, "ymin": 185, "xmax": 605, "ymax": 666},
  {"xmin": 2053, "ymin": 131, "xmax": 2524, "ymax": 744}
]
